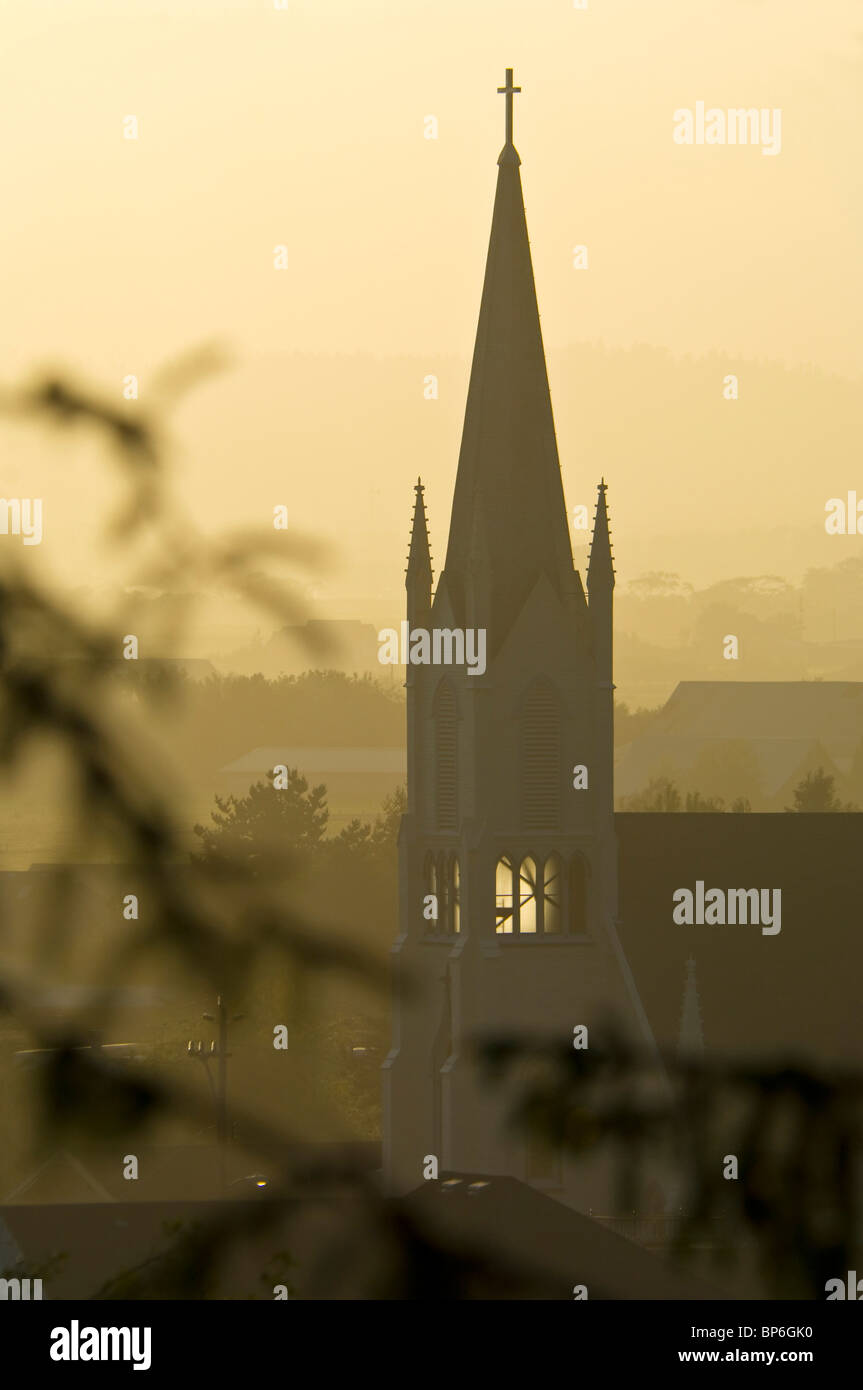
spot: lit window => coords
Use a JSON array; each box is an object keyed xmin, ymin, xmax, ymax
[
  {"xmin": 518, "ymin": 856, "xmax": 538, "ymax": 933},
  {"xmin": 495, "ymin": 856, "xmax": 515, "ymax": 933}
]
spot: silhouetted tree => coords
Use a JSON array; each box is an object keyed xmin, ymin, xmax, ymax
[
  {"xmin": 0, "ymin": 360, "xmax": 857, "ymax": 1303},
  {"xmin": 620, "ymin": 778, "xmax": 747, "ymax": 812},
  {"xmin": 614, "ymin": 700, "xmax": 661, "ymax": 747},
  {"xmin": 786, "ymin": 767, "xmax": 858, "ymax": 812},
  {"xmin": 620, "ymin": 776, "xmax": 682, "ymax": 811},
  {"xmin": 193, "ymin": 769, "xmax": 329, "ymax": 865}
]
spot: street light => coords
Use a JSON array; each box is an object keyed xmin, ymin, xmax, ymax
[
  {"xmin": 228, "ymin": 1173, "xmax": 269, "ymax": 1192},
  {"xmin": 186, "ymin": 994, "xmax": 243, "ymax": 1191}
]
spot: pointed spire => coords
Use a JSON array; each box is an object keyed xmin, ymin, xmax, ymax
[
  {"xmin": 677, "ymin": 957, "xmax": 704, "ymax": 1060},
  {"xmin": 406, "ymin": 477, "xmax": 433, "ymax": 617},
  {"xmin": 441, "ymin": 74, "xmax": 575, "ymax": 641},
  {"xmin": 587, "ymin": 478, "xmax": 615, "ymax": 592}
]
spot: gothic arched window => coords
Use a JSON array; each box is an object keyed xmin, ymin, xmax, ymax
[
  {"xmin": 542, "ymin": 853, "xmax": 562, "ymax": 934},
  {"xmin": 434, "ymin": 682, "xmax": 458, "ymax": 832},
  {"xmin": 450, "ymin": 856, "xmax": 461, "ymax": 934},
  {"xmin": 495, "ymin": 850, "xmax": 585, "ymax": 935},
  {"xmin": 495, "ymin": 855, "xmax": 515, "ymax": 933},
  {"xmin": 518, "ymin": 856, "xmax": 538, "ymax": 933},
  {"xmin": 436, "ymin": 851, "xmax": 449, "ymax": 930},
  {"xmin": 424, "ymin": 852, "xmax": 439, "ymax": 930},
  {"xmin": 520, "ymin": 681, "xmax": 561, "ymax": 832},
  {"xmin": 423, "ymin": 852, "xmax": 462, "ymax": 934}
]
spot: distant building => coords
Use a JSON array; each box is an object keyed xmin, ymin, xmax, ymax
[{"xmin": 616, "ymin": 680, "xmax": 863, "ymax": 808}]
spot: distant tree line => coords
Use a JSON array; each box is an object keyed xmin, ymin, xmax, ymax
[
  {"xmin": 619, "ymin": 768, "xmax": 858, "ymax": 813},
  {"xmin": 615, "ymin": 563, "xmax": 863, "ymax": 692},
  {"xmin": 618, "ymin": 777, "xmax": 752, "ymax": 813}
]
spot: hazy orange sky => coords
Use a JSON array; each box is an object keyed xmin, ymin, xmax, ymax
[{"xmin": 2, "ymin": 0, "xmax": 862, "ymax": 628}]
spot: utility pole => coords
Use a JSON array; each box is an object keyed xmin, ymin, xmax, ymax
[
  {"xmin": 187, "ymin": 994, "xmax": 244, "ymax": 1193},
  {"xmin": 216, "ymin": 994, "xmax": 228, "ymax": 1146}
]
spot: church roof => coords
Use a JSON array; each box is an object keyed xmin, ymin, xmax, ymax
[
  {"xmin": 440, "ymin": 84, "xmax": 575, "ymax": 642},
  {"xmin": 403, "ymin": 1174, "xmax": 729, "ymax": 1298},
  {"xmin": 615, "ymin": 681, "xmax": 863, "ymax": 804},
  {"xmin": 616, "ymin": 810, "xmax": 863, "ymax": 1069},
  {"xmin": 219, "ymin": 746, "xmax": 406, "ymax": 775},
  {"xmin": 652, "ymin": 680, "xmax": 863, "ymax": 742}
]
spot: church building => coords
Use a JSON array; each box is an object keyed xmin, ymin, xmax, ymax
[{"xmin": 383, "ymin": 72, "xmax": 658, "ymax": 1208}]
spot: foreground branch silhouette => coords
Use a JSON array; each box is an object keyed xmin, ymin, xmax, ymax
[{"xmin": 0, "ymin": 362, "xmax": 858, "ymax": 1299}]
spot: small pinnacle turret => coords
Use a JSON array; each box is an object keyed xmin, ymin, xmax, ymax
[
  {"xmin": 587, "ymin": 478, "xmax": 615, "ymax": 593},
  {"xmin": 406, "ymin": 477, "xmax": 433, "ymax": 620}
]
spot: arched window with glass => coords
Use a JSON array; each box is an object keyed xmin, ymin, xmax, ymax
[
  {"xmin": 423, "ymin": 850, "xmax": 462, "ymax": 934},
  {"xmin": 542, "ymin": 852, "xmax": 562, "ymax": 934},
  {"xmin": 495, "ymin": 851, "xmax": 576, "ymax": 935},
  {"xmin": 518, "ymin": 856, "xmax": 538, "ymax": 933},
  {"xmin": 449, "ymin": 856, "xmax": 461, "ymax": 934},
  {"xmin": 495, "ymin": 855, "xmax": 515, "ymax": 933}
]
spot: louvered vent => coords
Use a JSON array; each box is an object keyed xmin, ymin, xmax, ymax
[
  {"xmin": 435, "ymin": 684, "xmax": 458, "ymax": 831},
  {"xmin": 520, "ymin": 684, "xmax": 560, "ymax": 830}
]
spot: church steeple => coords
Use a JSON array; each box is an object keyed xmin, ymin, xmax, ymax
[
  {"xmin": 385, "ymin": 69, "xmax": 661, "ymax": 1205},
  {"xmin": 406, "ymin": 477, "xmax": 433, "ymax": 624},
  {"xmin": 441, "ymin": 70, "xmax": 575, "ymax": 645}
]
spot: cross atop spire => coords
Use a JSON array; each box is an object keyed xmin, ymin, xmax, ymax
[{"xmin": 497, "ymin": 68, "xmax": 521, "ymax": 148}]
